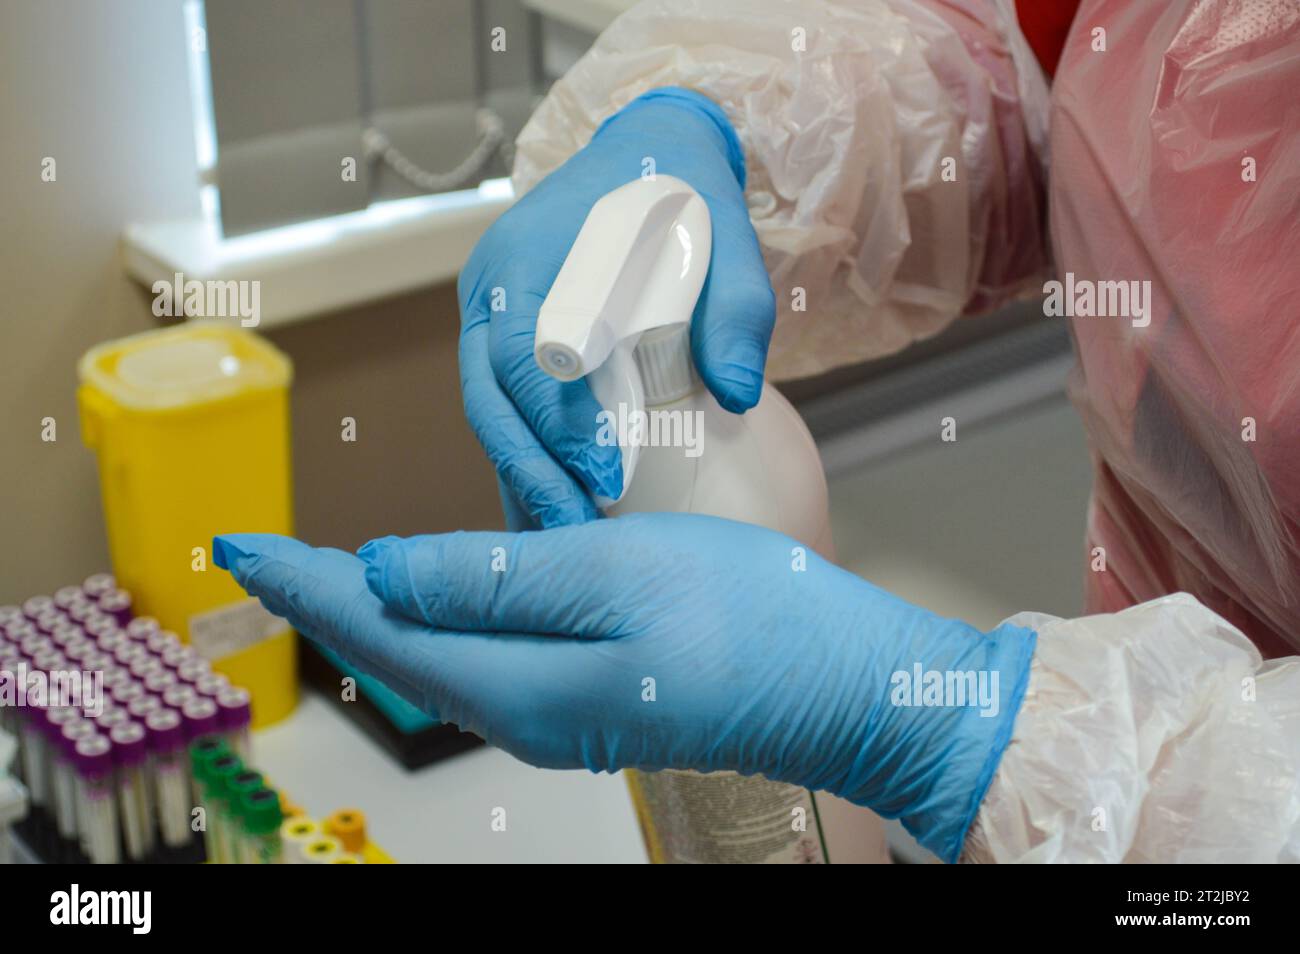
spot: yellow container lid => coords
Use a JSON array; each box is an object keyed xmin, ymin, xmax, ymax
[{"xmin": 78, "ymin": 321, "xmax": 291, "ymax": 412}]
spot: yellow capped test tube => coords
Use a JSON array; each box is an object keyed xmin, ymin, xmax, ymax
[{"xmin": 77, "ymin": 322, "xmax": 297, "ymax": 726}]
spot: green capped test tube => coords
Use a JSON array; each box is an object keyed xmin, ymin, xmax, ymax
[{"xmin": 238, "ymin": 787, "xmax": 285, "ymax": 863}]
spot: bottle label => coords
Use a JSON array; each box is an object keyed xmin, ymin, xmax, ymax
[
  {"xmin": 187, "ymin": 598, "xmax": 287, "ymax": 662},
  {"xmin": 625, "ymin": 769, "xmax": 828, "ymax": 864}
]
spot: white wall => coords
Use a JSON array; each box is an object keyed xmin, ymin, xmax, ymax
[
  {"xmin": 0, "ymin": 1, "xmax": 504, "ymax": 603},
  {"xmin": 0, "ymin": 0, "xmax": 201, "ymax": 598}
]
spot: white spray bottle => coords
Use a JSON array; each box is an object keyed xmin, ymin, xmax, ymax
[{"xmin": 535, "ymin": 175, "xmax": 888, "ymax": 864}]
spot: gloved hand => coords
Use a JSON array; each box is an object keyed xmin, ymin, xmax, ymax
[
  {"xmin": 459, "ymin": 87, "xmax": 774, "ymax": 529},
  {"xmin": 214, "ymin": 514, "xmax": 1036, "ymax": 862}
]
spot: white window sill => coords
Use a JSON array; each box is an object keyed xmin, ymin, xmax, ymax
[{"xmin": 122, "ymin": 179, "xmax": 514, "ymax": 329}]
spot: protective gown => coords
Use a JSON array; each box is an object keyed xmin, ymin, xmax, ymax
[{"xmin": 511, "ymin": 0, "xmax": 1300, "ymax": 862}]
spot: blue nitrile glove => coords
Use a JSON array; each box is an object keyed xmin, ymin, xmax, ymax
[
  {"xmin": 214, "ymin": 514, "xmax": 1036, "ymax": 862},
  {"xmin": 459, "ymin": 88, "xmax": 774, "ymax": 529}
]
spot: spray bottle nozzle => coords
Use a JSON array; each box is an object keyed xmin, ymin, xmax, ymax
[{"xmin": 534, "ymin": 176, "xmax": 712, "ymax": 505}]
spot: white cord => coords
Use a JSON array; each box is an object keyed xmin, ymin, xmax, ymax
[{"xmin": 362, "ymin": 108, "xmax": 506, "ymax": 193}]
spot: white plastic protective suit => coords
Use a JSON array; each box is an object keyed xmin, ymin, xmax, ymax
[{"xmin": 513, "ymin": 0, "xmax": 1300, "ymax": 862}]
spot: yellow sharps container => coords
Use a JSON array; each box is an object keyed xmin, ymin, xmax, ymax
[{"xmin": 78, "ymin": 322, "xmax": 297, "ymax": 727}]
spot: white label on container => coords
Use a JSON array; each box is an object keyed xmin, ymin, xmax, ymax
[{"xmin": 188, "ymin": 598, "xmax": 287, "ymax": 661}]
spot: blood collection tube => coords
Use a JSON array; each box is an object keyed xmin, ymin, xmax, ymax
[
  {"xmin": 129, "ymin": 654, "xmax": 164, "ymax": 681},
  {"xmin": 143, "ymin": 668, "xmax": 178, "ymax": 697},
  {"xmin": 194, "ymin": 672, "xmax": 230, "ymax": 699},
  {"xmin": 20, "ymin": 633, "xmax": 53, "ymax": 659},
  {"xmin": 63, "ymin": 640, "xmax": 95, "ymax": 671},
  {"xmin": 1, "ymin": 653, "xmax": 27, "ymax": 785},
  {"xmin": 33, "ymin": 649, "xmax": 67, "ymax": 677},
  {"xmin": 111, "ymin": 680, "xmax": 145, "ymax": 708},
  {"xmin": 92, "ymin": 627, "xmax": 126, "ymax": 653},
  {"xmin": 145, "ymin": 629, "xmax": 181, "ymax": 655},
  {"xmin": 97, "ymin": 589, "xmax": 133, "ymax": 626},
  {"xmin": 145, "ymin": 708, "xmax": 192, "ymax": 854},
  {"xmin": 302, "ymin": 834, "xmax": 344, "ymax": 864},
  {"xmin": 161, "ymin": 643, "xmax": 200, "ymax": 670},
  {"xmin": 92, "ymin": 707, "xmax": 131, "ymax": 733},
  {"xmin": 53, "ymin": 586, "xmax": 83, "ymax": 610},
  {"xmin": 66, "ymin": 600, "xmax": 101, "ymax": 625},
  {"xmin": 22, "ymin": 596, "xmax": 55, "ymax": 620},
  {"xmin": 110, "ymin": 722, "xmax": 155, "ymax": 862},
  {"xmin": 113, "ymin": 641, "xmax": 146, "ymax": 667},
  {"xmin": 54, "ymin": 717, "xmax": 97, "ymax": 851},
  {"xmin": 324, "ymin": 809, "xmax": 367, "ymax": 855},
  {"xmin": 35, "ymin": 609, "xmax": 66, "ymax": 635},
  {"xmin": 128, "ymin": 693, "xmax": 162, "ymax": 723},
  {"xmin": 215, "ymin": 687, "xmax": 253, "ymax": 761},
  {"xmin": 49, "ymin": 621, "xmax": 83, "ymax": 648},
  {"xmin": 125, "ymin": 616, "xmax": 160, "ymax": 641},
  {"xmin": 80, "ymin": 649, "xmax": 113, "ymax": 674},
  {"xmin": 280, "ymin": 816, "xmax": 321, "ymax": 863},
  {"xmin": 176, "ymin": 659, "xmax": 211, "ymax": 684},
  {"xmin": 18, "ymin": 705, "xmax": 50, "ymax": 816},
  {"xmin": 81, "ymin": 573, "xmax": 116, "ymax": 599},
  {"xmin": 199, "ymin": 753, "xmax": 242, "ymax": 864},
  {"xmin": 238, "ymin": 787, "xmax": 284, "ymax": 863},
  {"xmin": 163, "ymin": 684, "xmax": 198, "ymax": 711},
  {"xmin": 222, "ymin": 768, "xmax": 263, "ymax": 864},
  {"xmin": 84, "ymin": 614, "xmax": 120, "ymax": 641},
  {"xmin": 73, "ymin": 733, "xmax": 119, "ymax": 863},
  {"xmin": 182, "ymin": 697, "xmax": 220, "ymax": 741},
  {"xmin": 100, "ymin": 666, "xmax": 133, "ymax": 695},
  {"xmin": 0, "ymin": 605, "xmax": 24, "ymax": 628},
  {"xmin": 4, "ymin": 619, "xmax": 36, "ymax": 643},
  {"xmin": 183, "ymin": 704, "xmax": 224, "ymax": 830}
]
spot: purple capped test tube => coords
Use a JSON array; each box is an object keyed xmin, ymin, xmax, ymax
[
  {"xmin": 162, "ymin": 684, "xmax": 198, "ymax": 711},
  {"xmin": 145, "ymin": 629, "xmax": 181, "ymax": 655},
  {"xmin": 73, "ymin": 733, "xmax": 119, "ymax": 864},
  {"xmin": 144, "ymin": 708, "xmax": 191, "ymax": 850},
  {"xmin": 160, "ymin": 642, "xmax": 201, "ymax": 671},
  {"xmin": 49, "ymin": 621, "xmax": 85, "ymax": 648},
  {"xmin": 91, "ymin": 707, "xmax": 131, "ymax": 733},
  {"xmin": 176, "ymin": 659, "xmax": 211, "ymax": 684},
  {"xmin": 80, "ymin": 649, "xmax": 113, "ymax": 673},
  {"xmin": 66, "ymin": 600, "xmax": 102, "ymax": 626},
  {"xmin": 81, "ymin": 574, "xmax": 116, "ymax": 599},
  {"xmin": 128, "ymin": 693, "xmax": 162, "ymax": 723},
  {"xmin": 194, "ymin": 673, "xmax": 230, "ymax": 699},
  {"xmin": 32, "ymin": 649, "xmax": 67, "ymax": 677},
  {"xmin": 0, "ymin": 605, "xmax": 24, "ymax": 628},
  {"xmin": 143, "ymin": 668, "xmax": 178, "ymax": 697},
  {"xmin": 0, "ymin": 652, "xmax": 25, "ymax": 758},
  {"xmin": 91, "ymin": 628, "xmax": 126, "ymax": 654},
  {"xmin": 20, "ymin": 633, "xmax": 54, "ymax": 659},
  {"xmin": 34, "ymin": 609, "xmax": 66, "ymax": 635},
  {"xmin": 3, "ymin": 619, "xmax": 36, "ymax": 643},
  {"xmin": 97, "ymin": 589, "xmax": 133, "ymax": 626},
  {"xmin": 22, "ymin": 595, "xmax": 55, "ymax": 620},
  {"xmin": 83, "ymin": 614, "xmax": 119, "ymax": 641},
  {"xmin": 99, "ymin": 666, "xmax": 133, "ymax": 694},
  {"xmin": 181, "ymin": 697, "xmax": 219, "ymax": 743},
  {"xmin": 110, "ymin": 722, "xmax": 155, "ymax": 862},
  {"xmin": 125, "ymin": 616, "xmax": 160, "ymax": 642},
  {"xmin": 18, "ymin": 704, "xmax": 51, "ymax": 811},
  {"xmin": 129, "ymin": 654, "xmax": 164, "ymax": 681},
  {"xmin": 113, "ymin": 641, "xmax": 146, "ymax": 667},
  {"xmin": 216, "ymin": 687, "xmax": 253, "ymax": 761},
  {"xmin": 63, "ymin": 640, "xmax": 95, "ymax": 669},
  {"xmin": 111, "ymin": 680, "xmax": 145, "ymax": 708},
  {"xmin": 52, "ymin": 716, "xmax": 96, "ymax": 845},
  {"xmin": 53, "ymin": 586, "xmax": 83, "ymax": 611}
]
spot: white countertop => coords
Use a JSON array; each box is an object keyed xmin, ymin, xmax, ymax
[{"xmin": 254, "ymin": 692, "xmax": 647, "ymax": 864}]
